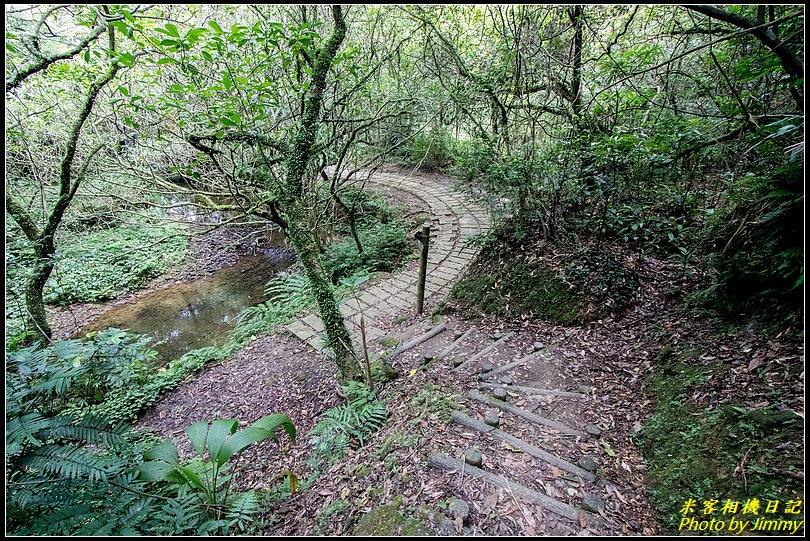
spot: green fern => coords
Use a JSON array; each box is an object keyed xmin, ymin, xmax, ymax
[
  {"xmin": 308, "ymin": 382, "xmax": 388, "ymax": 469},
  {"xmin": 19, "ymin": 444, "xmax": 116, "ymax": 481}
]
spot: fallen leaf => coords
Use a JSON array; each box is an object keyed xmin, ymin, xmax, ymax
[
  {"xmin": 599, "ymin": 439, "xmax": 616, "ymax": 457},
  {"xmin": 748, "ymin": 357, "xmax": 763, "ymax": 372},
  {"xmin": 578, "ymin": 511, "xmax": 587, "ymax": 527}
]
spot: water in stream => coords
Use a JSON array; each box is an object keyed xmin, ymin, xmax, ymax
[{"xmin": 81, "ymin": 251, "xmax": 295, "ymax": 363}]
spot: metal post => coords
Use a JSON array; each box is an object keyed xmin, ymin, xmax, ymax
[{"xmin": 414, "ymin": 223, "xmax": 431, "ymax": 315}]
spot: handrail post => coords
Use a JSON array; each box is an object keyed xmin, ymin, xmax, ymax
[{"xmin": 414, "ymin": 223, "xmax": 431, "ymax": 315}]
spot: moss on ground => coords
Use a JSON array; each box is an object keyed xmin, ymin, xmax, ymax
[
  {"xmin": 451, "ymin": 260, "xmax": 583, "ymax": 325},
  {"xmin": 353, "ymin": 496, "xmax": 432, "ymax": 536},
  {"xmin": 640, "ymin": 350, "xmax": 804, "ymax": 534}
]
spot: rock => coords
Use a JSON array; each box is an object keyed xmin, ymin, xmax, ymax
[
  {"xmin": 577, "ymin": 456, "xmax": 598, "ymax": 472},
  {"xmin": 453, "ymin": 329, "xmax": 464, "ymax": 340},
  {"xmin": 493, "ymin": 330, "xmax": 503, "ymax": 340},
  {"xmin": 380, "ymin": 363, "xmax": 399, "ymax": 382},
  {"xmin": 484, "ymin": 411, "xmax": 500, "ymax": 427},
  {"xmin": 477, "ymin": 373, "xmax": 493, "ymax": 382},
  {"xmin": 492, "ymin": 387, "xmax": 508, "ymax": 401},
  {"xmin": 354, "ymin": 497, "xmax": 432, "ymax": 536},
  {"xmin": 578, "ymin": 385, "xmax": 594, "ymax": 394},
  {"xmin": 479, "ymin": 360, "xmax": 494, "ymax": 373},
  {"xmin": 585, "ymin": 424, "xmax": 602, "ymax": 437},
  {"xmin": 500, "ymin": 375, "xmax": 514, "ymax": 385},
  {"xmin": 533, "ymin": 342, "xmax": 545, "ymax": 351},
  {"xmin": 447, "ymin": 498, "xmax": 470, "ymax": 524},
  {"xmin": 453, "ymin": 356, "xmax": 464, "ymax": 368},
  {"xmin": 422, "ymin": 352, "xmax": 434, "ymax": 364},
  {"xmin": 464, "ymin": 448, "xmax": 483, "ymax": 467},
  {"xmin": 581, "ymin": 493, "xmax": 606, "ymax": 513}
]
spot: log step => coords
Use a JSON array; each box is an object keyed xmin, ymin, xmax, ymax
[
  {"xmin": 385, "ymin": 322, "xmax": 446, "ymax": 361},
  {"xmin": 435, "ymin": 327, "xmax": 474, "ymax": 361},
  {"xmin": 452, "ymin": 331, "xmax": 515, "ymax": 373},
  {"xmin": 480, "ymin": 382, "xmax": 588, "ymax": 399},
  {"xmin": 467, "ymin": 390, "xmax": 587, "ymax": 437},
  {"xmin": 451, "ymin": 411, "xmax": 596, "ymax": 481},
  {"xmin": 429, "ymin": 452, "xmax": 602, "ymax": 527}
]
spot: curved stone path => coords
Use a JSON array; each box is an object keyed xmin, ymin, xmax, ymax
[{"xmin": 286, "ymin": 169, "xmax": 491, "ymax": 350}]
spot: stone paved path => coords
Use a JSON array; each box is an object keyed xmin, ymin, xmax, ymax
[{"xmin": 286, "ymin": 169, "xmax": 491, "ymax": 351}]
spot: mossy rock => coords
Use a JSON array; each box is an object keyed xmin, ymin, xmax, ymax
[{"xmin": 353, "ymin": 497, "xmax": 432, "ymax": 536}]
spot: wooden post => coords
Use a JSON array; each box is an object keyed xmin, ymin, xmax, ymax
[{"xmin": 414, "ymin": 222, "xmax": 430, "ymax": 315}]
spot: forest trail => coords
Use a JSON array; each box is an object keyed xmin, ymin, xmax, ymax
[{"xmin": 285, "ymin": 168, "xmax": 492, "ymax": 351}]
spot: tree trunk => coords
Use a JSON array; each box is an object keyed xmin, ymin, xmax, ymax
[
  {"xmin": 278, "ymin": 6, "xmax": 357, "ymax": 381},
  {"xmin": 286, "ymin": 204, "xmax": 358, "ymax": 380}
]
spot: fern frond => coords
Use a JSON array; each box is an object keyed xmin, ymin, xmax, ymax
[
  {"xmin": 20, "ymin": 444, "xmax": 114, "ymax": 481},
  {"xmin": 6, "ymin": 412, "xmax": 52, "ymax": 454},
  {"xmin": 21, "ymin": 502, "xmax": 97, "ymax": 536},
  {"xmin": 48, "ymin": 414, "xmax": 129, "ymax": 447}
]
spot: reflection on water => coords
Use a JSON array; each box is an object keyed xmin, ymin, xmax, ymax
[{"xmin": 82, "ymin": 252, "xmax": 294, "ymax": 363}]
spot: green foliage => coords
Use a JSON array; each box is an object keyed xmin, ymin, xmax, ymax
[
  {"xmin": 6, "ymin": 329, "xmax": 295, "ymax": 536},
  {"xmin": 451, "ymin": 234, "xmax": 584, "ymax": 325},
  {"xmin": 394, "ymin": 126, "xmax": 458, "ymax": 172},
  {"xmin": 324, "ymin": 221, "xmax": 414, "ymax": 283},
  {"xmin": 308, "ymin": 381, "xmax": 388, "ymax": 470},
  {"xmin": 641, "ymin": 358, "xmax": 804, "ymax": 533},
  {"xmin": 44, "ymin": 223, "xmax": 188, "ymax": 305},
  {"xmin": 232, "ymin": 272, "xmax": 314, "ymax": 343},
  {"xmin": 140, "ymin": 415, "xmax": 295, "ymax": 511},
  {"xmin": 7, "ymin": 328, "xmax": 155, "ymax": 414},
  {"xmin": 702, "ymin": 162, "xmax": 803, "ymax": 320},
  {"xmin": 86, "ymin": 345, "xmax": 228, "ymax": 424}
]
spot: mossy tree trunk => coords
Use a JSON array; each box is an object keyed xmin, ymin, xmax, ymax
[
  {"xmin": 278, "ymin": 5, "xmax": 358, "ymax": 381},
  {"xmin": 6, "ymin": 21, "xmax": 120, "ymax": 344}
]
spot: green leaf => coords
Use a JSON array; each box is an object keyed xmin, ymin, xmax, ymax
[
  {"xmin": 217, "ymin": 426, "xmax": 275, "ymax": 467},
  {"xmin": 157, "ymin": 57, "xmax": 177, "ymax": 65},
  {"xmin": 187, "ymin": 421, "xmax": 209, "ymax": 457},
  {"xmin": 253, "ymin": 414, "xmax": 296, "ymax": 444},
  {"xmin": 599, "ymin": 438, "xmax": 616, "ymax": 457},
  {"xmin": 177, "ymin": 464, "xmax": 207, "ymax": 492},
  {"xmin": 114, "ymin": 53, "xmax": 135, "ymax": 67},
  {"xmin": 220, "ymin": 116, "xmax": 237, "ymax": 127},
  {"xmin": 208, "ymin": 21, "xmax": 224, "ymax": 34},
  {"xmin": 164, "ymin": 23, "xmax": 180, "ymax": 38},
  {"xmin": 206, "ymin": 419, "xmax": 238, "ymax": 464},
  {"xmin": 143, "ymin": 440, "xmax": 179, "ymax": 464},
  {"xmin": 138, "ymin": 460, "xmax": 178, "ymax": 482},
  {"xmin": 201, "ymin": 50, "xmax": 213, "ymax": 62},
  {"xmin": 222, "ymin": 73, "xmax": 233, "ymax": 90}
]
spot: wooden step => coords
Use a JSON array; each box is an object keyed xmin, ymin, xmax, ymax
[
  {"xmin": 452, "ymin": 331, "xmax": 515, "ymax": 373},
  {"xmin": 451, "ymin": 411, "xmax": 596, "ymax": 481},
  {"xmin": 467, "ymin": 390, "xmax": 587, "ymax": 437},
  {"xmin": 435, "ymin": 327, "xmax": 474, "ymax": 361},
  {"xmin": 480, "ymin": 382, "xmax": 588, "ymax": 400},
  {"xmin": 429, "ymin": 452, "xmax": 603, "ymax": 527}
]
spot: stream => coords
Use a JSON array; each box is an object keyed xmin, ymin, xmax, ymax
[{"xmin": 80, "ymin": 193, "xmax": 295, "ymax": 363}]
